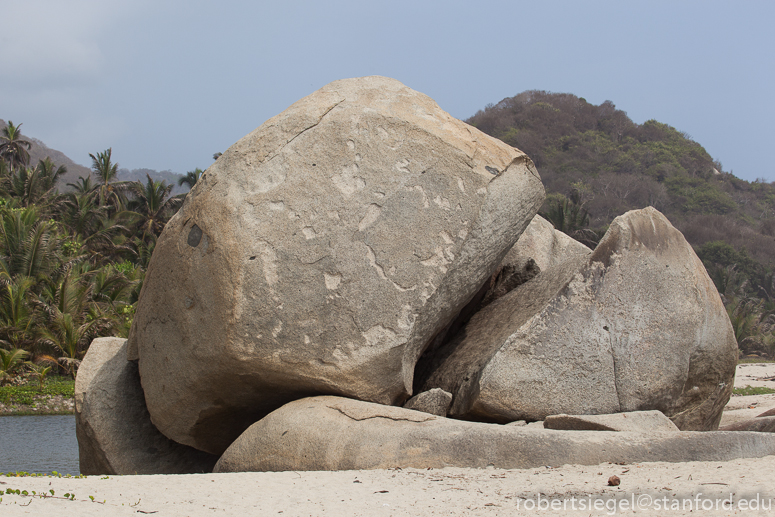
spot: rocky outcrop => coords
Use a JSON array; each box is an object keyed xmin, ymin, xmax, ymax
[
  {"xmin": 74, "ymin": 77, "xmax": 742, "ymax": 473},
  {"xmin": 543, "ymin": 411, "xmax": 679, "ymax": 432},
  {"xmin": 421, "ymin": 207, "xmax": 737, "ymax": 430},
  {"xmin": 213, "ymin": 396, "xmax": 775, "ymax": 473},
  {"xmin": 128, "ymin": 76, "xmax": 545, "ymax": 454},
  {"xmin": 75, "ymin": 338, "xmax": 218, "ymax": 475}
]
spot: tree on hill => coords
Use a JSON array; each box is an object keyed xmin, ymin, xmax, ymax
[
  {"xmin": 0, "ymin": 121, "xmax": 32, "ymax": 172},
  {"xmin": 128, "ymin": 174, "xmax": 182, "ymax": 242},
  {"xmin": 89, "ymin": 148, "xmax": 130, "ymax": 211},
  {"xmin": 178, "ymin": 168, "xmax": 203, "ymax": 190}
]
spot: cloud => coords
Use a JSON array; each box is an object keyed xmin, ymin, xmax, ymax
[{"xmin": 0, "ymin": 0, "xmax": 146, "ymax": 86}]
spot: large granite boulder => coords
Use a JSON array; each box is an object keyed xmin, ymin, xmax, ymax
[
  {"xmin": 421, "ymin": 207, "xmax": 737, "ymax": 430},
  {"xmin": 75, "ymin": 338, "xmax": 218, "ymax": 475},
  {"xmin": 128, "ymin": 76, "xmax": 545, "ymax": 454},
  {"xmin": 213, "ymin": 396, "xmax": 775, "ymax": 472}
]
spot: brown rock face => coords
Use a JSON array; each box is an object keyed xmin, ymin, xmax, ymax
[
  {"xmin": 422, "ymin": 207, "xmax": 737, "ymax": 430},
  {"xmin": 129, "ymin": 76, "xmax": 544, "ymax": 454}
]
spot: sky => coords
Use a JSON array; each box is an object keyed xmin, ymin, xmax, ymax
[{"xmin": 2, "ymin": 0, "xmax": 773, "ymax": 182}]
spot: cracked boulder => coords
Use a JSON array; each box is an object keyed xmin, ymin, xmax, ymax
[
  {"xmin": 421, "ymin": 207, "xmax": 737, "ymax": 430},
  {"xmin": 213, "ymin": 396, "xmax": 775, "ymax": 472},
  {"xmin": 128, "ymin": 76, "xmax": 545, "ymax": 454},
  {"xmin": 75, "ymin": 338, "xmax": 218, "ymax": 475}
]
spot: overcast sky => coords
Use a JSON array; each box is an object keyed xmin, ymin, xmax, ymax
[{"xmin": 2, "ymin": 1, "xmax": 773, "ymax": 182}]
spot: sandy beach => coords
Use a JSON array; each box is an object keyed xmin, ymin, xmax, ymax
[{"xmin": 2, "ymin": 363, "xmax": 774, "ymax": 516}]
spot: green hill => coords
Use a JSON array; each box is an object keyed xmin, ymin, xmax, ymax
[
  {"xmin": 467, "ymin": 92, "xmax": 775, "ymax": 356},
  {"xmin": 467, "ymin": 91, "xmax": 775, "ymax": 271}
]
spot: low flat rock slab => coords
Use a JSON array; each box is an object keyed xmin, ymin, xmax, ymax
[
  {"xmin": 721, "ymin": 416, "xmax": 775, "ymax": 433},
  {"xmin": 543, "ymin": 411, "xmax": 679, "ymax": 432},
  {"xmin": 75, "ymin": 338, "xmax": 218, "ymax": 475},
  {"xmin": 213, "ymin": 396, "xmax": 775, "ymax": 473}
]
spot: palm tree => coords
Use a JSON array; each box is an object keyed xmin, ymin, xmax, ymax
[
  {"xmin": 89, "ymin": 148, "xmax": 129, "ymax": 210},
  {"xmin": 540, "ymin": 189, "xmax": 598, "ymax": 247},
  {"xmin": 0, "ymin": 206, "xmax": 59, "ymax": 280},
  {"xmin": 127, "ymin": 174, "xmax": 182, "ymax": 241},
  {"xmin": 1, "ymin": 158, "xmax": 66, "ymax": 208},
  {"xmin": 0, "ymin": 347, "xmax": 30, "ymax": 384},
  {"xmin": 35, "ymin": 268, "xmax": 116, "ymax": 377},
  {"xmin": 89, "ymin": 148, "xmax": 118, "ymax": 185},
  {"xmin": 0, "ymin": 276, "xmax": 37, "ymax": 350},
  {"xmin": 0, "ymin": 121, "xmax": 32, "ymax": 172},
  {"xmin": 59, "ymin": 189, "xmax": 107, "ymax": 239},
  {"xmin": 67, "ymin": 175, "xmax": 97, "ymax": 196},
  {"xmin": 178, "ymin": 168, "xmax": 203, "ymax": 190},
  {"xmin": 35, "ymin": 157, "xmax": 67, "ymax": 193}
]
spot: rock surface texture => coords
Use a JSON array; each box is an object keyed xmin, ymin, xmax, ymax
[
  {"xmin": 75, "ymin": 338, "xmax": 218, "ymax": 475},
  {"xmin": 421, "ymin": 207, "xmax": 736, "ymax": 430},
  {"xmin": 128, "ymin": 76, "xmax": 545, "ymax": 454},
  {"xmin": 213, "ymin": 396, "xmax": 775, "ymax": 473},
  {"xmin": 543, "ymin": 411, "xmax": 679, "ymax": 432}
]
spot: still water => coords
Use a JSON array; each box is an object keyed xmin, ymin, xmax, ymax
[{"xmin": 0, "ymin": 415, "xmax": 80, "ymax": 475}]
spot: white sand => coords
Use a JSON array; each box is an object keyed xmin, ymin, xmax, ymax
[
  {"xmin": 3, "ymin": 363, "xmax": 774, "ymax": 516},
  {"xmin": 3, "ymin": 459, "xmax": 775, "ymax": 516},
  {"xmin": 720, "ymin": 362, "xmax": 775, "ymax": 427}
]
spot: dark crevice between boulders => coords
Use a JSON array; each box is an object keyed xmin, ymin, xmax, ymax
[{"xmin": 412, "ymin": 259, "xmax": 540, "ymax": 399}]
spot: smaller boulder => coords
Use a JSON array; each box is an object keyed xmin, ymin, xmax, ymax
[
  {"xmin": 420, "ymin": 207, "xmax": 736, "ymax": 431},
  {"xmin": 757, "ymin": 407, "xmax": 775, "ymax": 418},
  {"xmin": 75, "ymin": 337, "xmax": 218, "ymax": 475},
  {"xmin": 720, "ymin": 416, "xmax": 775, "ymax": 433},
  {"xmin": 544, "ymin": 411, "xmax": 679, "ymax": 432},
  {"xmin": 403, "ymin": 388, "xmax": 452, "ymax": 416}
]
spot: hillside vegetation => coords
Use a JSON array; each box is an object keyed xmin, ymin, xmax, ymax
[{"xmin": 467, "ymin": 91, "xmax": 775, "ymax": 356}]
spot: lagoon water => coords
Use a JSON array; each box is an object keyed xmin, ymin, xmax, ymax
[{"xmin": 0, "ymin": 415, "xmax": 79, "ymax": 475}]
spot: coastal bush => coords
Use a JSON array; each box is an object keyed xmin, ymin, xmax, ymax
[{"xmin": 0, "ymin": 375, "xmax": 74, "ymax": 407}]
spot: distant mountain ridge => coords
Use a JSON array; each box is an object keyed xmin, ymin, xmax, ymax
[
  {"xmin": 0, "ymin": 119, "xmax": 91, "ymax": 185},
  {"xmin": 0, "ymin": 119, "xmax": 187, "ymax": 192}
]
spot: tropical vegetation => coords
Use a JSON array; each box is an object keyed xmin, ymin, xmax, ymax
[{"xmin": 0, "ymin": 123, "xmax": 199, "ymax": 382}]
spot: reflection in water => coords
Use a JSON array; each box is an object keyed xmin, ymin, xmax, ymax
[{"xmin": 0, "ymin": 415, "xmax": 79, "ymax": 475}]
